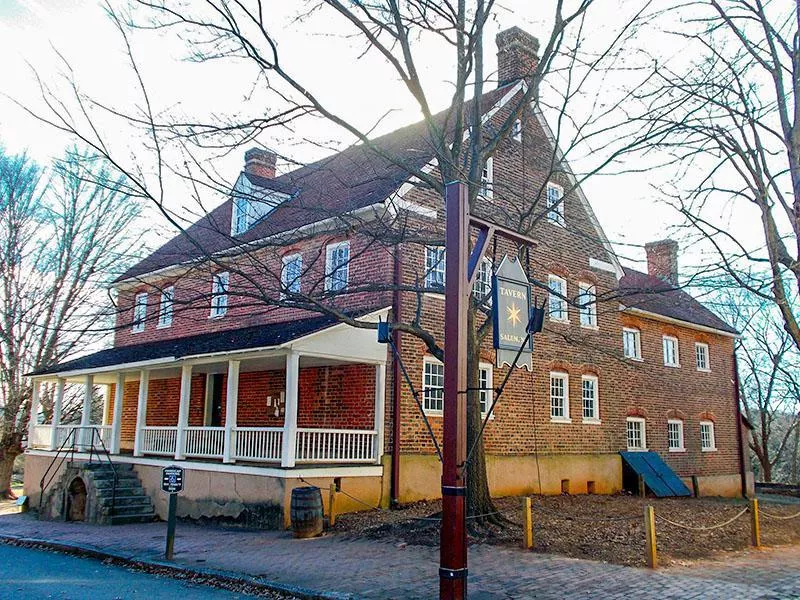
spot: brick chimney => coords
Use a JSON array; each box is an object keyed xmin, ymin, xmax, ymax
[
  {"xmin": 244, "ymin": 147, "xmax": 277, "ymax": 179},
  {"xmin": 645, "ymin": 239, "xmax": 679, "ymax": 285},
  {"xmin": 496, "ymin": 27, "xmax": 540, "ymax": 87}
]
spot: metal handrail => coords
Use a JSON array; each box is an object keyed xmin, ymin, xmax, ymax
[{"xmin": 38, "ymin": 427, "xmax": 118, "ymax": 520}]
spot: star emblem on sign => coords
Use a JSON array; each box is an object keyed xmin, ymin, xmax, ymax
[{"xmin": 506, "ymin": 302, "xmax": 522, "ymax": 327}]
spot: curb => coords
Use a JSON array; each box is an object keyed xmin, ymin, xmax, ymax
[{"xmin": 0, "ymin": 533, "xmax": 355, "ymax": 600}]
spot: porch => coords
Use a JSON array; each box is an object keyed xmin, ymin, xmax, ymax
[{"xmin": 28, "ymin": 312, "xmax": 388, "ymax": 469}]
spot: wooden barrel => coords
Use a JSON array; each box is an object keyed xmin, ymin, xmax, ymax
[{"xmin": 290, "ymin": 486, "xmax": 323, "ymax": 538}]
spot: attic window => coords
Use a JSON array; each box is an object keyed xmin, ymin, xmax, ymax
[{"xmin": 231, "ymin": 177, "xmax": 284, "ymax": 236}]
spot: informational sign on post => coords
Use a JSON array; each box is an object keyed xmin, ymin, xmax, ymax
[{"xmin": 161, "ymin": 465, "xmax": 184, "ymax": 560}]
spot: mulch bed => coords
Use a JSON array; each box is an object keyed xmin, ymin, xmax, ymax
[{"xmin": 333, "ymin": 494, "xmax": 800, "ymax": 567}]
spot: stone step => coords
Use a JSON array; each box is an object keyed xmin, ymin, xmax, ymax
[
  {"xmin": 91, "ymin": 472, "xmax": 141, "ymax": 484},
  {"xmin": 107, "ymin": 503, "xmax": 155, "ymax": 517},
  {"xmin": 110, "ymin": 512, "xmax": 157, "ymax": 525},
  {"xmin": 83, "ymin": 462, "xmax": 134, "ymax": 472},
  {"xmin": 98, "ymin": 495, "xmax": 153, "ymax": 507},
  {"xmin": 93, "ymin": 477, "xmax": 142, "ymax": 489}
]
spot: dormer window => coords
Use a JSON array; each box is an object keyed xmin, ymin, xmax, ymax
[{"xmin": 230, "ymin": 174, "xmax": 285, "ymax": 236}]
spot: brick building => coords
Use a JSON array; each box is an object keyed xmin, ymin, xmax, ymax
[{"xmin": 24, "ymin": 27, "xmax": 752, "ymax": 527}]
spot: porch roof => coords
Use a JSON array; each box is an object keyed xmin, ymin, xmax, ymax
[{"xmin": 32, "ymin": 311, "xmax": 382, "ymax": 377}]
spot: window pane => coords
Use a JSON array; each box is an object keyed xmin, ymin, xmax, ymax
[
  {"xmin": 425, "ymin": 247, "xmax": 446, "ymax": 289},
  {"xmin": 579, "ymin": 284, "xmax": 597, "ymax": 327},
  {"xmin": 424, "ymin": 361, "xmax": 444, "ymax": 412},
  {"xmin": 547, "ymin": 184, "xmax": 565, "ymax": 226},
  {"xmin": 550, "ymin": 374, "xmax": 567, "ymax": 419},
  {"xmin": 479, "ymin": 367, "xmax": 491, "ymax": 414},
  {"xmin": 548, "ymin": 276, "xmax": 567, "ymax": 320},
  {"xmin": 582, "ymin": 377, "xmax": 596, "ymax": 419},
  {"xmin": 159, "ymin": 287, "xmax": 174, "ymax": 327}
]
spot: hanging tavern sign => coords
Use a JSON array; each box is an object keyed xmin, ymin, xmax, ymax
[{"xmin": 492, "ymin": 255, "xmax": 533, "ymax": 370}]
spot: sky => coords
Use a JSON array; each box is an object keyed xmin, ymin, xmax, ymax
[{"xmin": 0, "ymin": 0, "xmax": 746, "ymax": 273}]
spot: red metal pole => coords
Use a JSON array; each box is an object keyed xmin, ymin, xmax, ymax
[{"xmin": 440, "ymin": 181, "xmax": 469, "ymax": 599}]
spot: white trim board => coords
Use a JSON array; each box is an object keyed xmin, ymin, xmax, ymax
[{"xmin": 26, "ymin": 449, "xmax": 384, "ymax": 479}]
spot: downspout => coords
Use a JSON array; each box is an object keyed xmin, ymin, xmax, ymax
[
  {"xmin": 390, "ymin": 243, "xmax": 402, "ymax": 507},
  {"xmin": 732, "ymin": 353, "xmax": 748, "ymax": 498}
]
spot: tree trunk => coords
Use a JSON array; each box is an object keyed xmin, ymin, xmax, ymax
[
  {"xmin": 0, "ymin": 443, "xmax": 21, "ymax": 499},
  {"xmin": 465, "ymin": 309, "xmax": 498, "ymax": 525},
  {"xmin": 793, "ymin": 423, "xmax": 800, "ymax": 485}
]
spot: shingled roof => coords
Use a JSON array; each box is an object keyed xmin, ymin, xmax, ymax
[
  {"xmin": 618, "ymin": 268, "xmax": 737, "ymax": 335},
  {"xmin": 31, "ymin": 313, "xmax": 343, "ymax": 376},
  {"xmin": 117, "ymin": 85, "xmax": 515, "ymax": 283}
]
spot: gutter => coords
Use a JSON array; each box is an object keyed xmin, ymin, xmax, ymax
[
  {"xmin": 732, "ymin": 353, "xmax": 749, "ymax": 498},
  {"xmin": 390, "ymin": 243, "xmax": 402, "ymax": 507},
  {"xmin": 622, "ymin": 306, "xmax": 739, "ymax": 339}
]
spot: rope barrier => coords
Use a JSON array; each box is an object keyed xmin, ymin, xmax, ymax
[
  {"xmin": 759, "ymin": 508, "xmax": 800, "ymax": 520},
  {"xmin": 655, "ymin": 508, "xmax": 748, "ymax": 531},
  {"xmin": 530, "ymin": 502, "xmax": 640, "ymax": 522}
]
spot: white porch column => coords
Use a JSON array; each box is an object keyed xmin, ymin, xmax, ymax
[
  {"xmin": 49, "ymin": 378, "xmax": 65, "ymax": 450},
  {"xmin": 281, "ymin": 351, "xmax": 300, "ymax": 468},
  {"xmin": 79, "ymin": 375, "xmax": 94, "ymax": 449},
  {"xmin": 133, "ymin": 370, "xmax": 150, "ymax": 457},
  {"xmin": 223, "ymin": 360, "xmax": 240, "ymax": 464},
  {"xmin": 111, "ymin": 373, "xmax": 125, "ymax": 454},
  {"xmin": 175, "ymin": 364, "xmax": 193, "ymax": 460},
  {"xmin": 374, "ymin": 363, "xmax": 386, "ymax": 464},
  {"xmin": 27, "ymin": 380, "xmax": 40, "ymax": 447}
]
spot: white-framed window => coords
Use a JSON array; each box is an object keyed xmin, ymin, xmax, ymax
[
  {"xmin": 663, "ymin": 335, "xmax": 680, "ymax": 367},
  {"xmin": 668, "ymin": 419, "xmax": 685, "ymax": 452},
  {"xmin": 132, "ymin": 292, "xmax": 148, "ymax": 333},
  {"xmin": 325, "ymin": 241, "xmax": 350, "ymax": 292},
  {"xmin": 231, "ymin": 192, "xmax": 275, "ymax": 236},
  {"xmin": 626, "ymin": 417, "xmax": 646, "ymax": 450},
  {"xmin": 700, "ymin": 421, "xmax": 716, "ymax": 451},
  {"xmin": 478, "ymin": 362, "xmax": 493, "ymax": 415},
  {"xmin": 210, "ymin": 271, "xmax": 229, "ymax": 318},
  {"xmin": 623, "ymin": 328, "xmax": 642, "ymax": 360},
  {"xmin": 695, "ymin": 342, "xmax": 710, "ymax": 372},
  {"xmin": 548, "ymin": 274, "xmax": 568, "ymax": 322},
  {"xmin": 424, "ymin": 246, "xmax": 446, "ymax": 290},
  {"xmin": 549, "ymin": 372, "xmax": 570, "ymax": 422},
  {"xmin": 512, "ymin": 118, "xmax": 523, "ymax": 142},
  {"xmin": 578, "ymin": 283, "xmax": 597, "ymax": 328},
  {"xmin": 581, "ymin": 375, "xmax": 599, "ymax": 422},
  {"xmin": 158, "ymin": 286, "xmax": 174, "ymax": 328},
  {"xmin": 422, "ymin": 357, "xmax": 444, "ymax": 414},
  {"xmin": 546, "ymin": 183, "xmax": 565, "ymax": 227},
  {"xmin": 281, "ymin": 253, "xmax": 303, "ymax": 298},
  {"xmin": 472, "ymin": 257, "xmax": 492, "ymax": 304},
  {"xmin": 479, "ymin": 157, "xmax": 493, "ymax": 199}
]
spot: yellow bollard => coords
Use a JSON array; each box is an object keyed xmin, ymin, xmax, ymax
[
  {"xmin": 522, "ymin": 497, "xmax": 533, "ymax": 549},
  {"xmin": 328, "ymin": 482, "xmax": 338, "ymax": 527},
  {"xmin": 750, "ymin": 498, "xmax": 761, "ymax": 548},
  {"xmin": 644, "ymin": 505, "xmax": 657, "ymax": 569}
]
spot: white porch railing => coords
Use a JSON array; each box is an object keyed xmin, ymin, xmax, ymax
[
  {"xmin": 233, "ymin": 427, "xmax": 283, "ymax": 462},
  {"xmin": 295, "ymin": 429, "xmax": 377, "ymax": 463},
  {"xmin": 184, "ymin": 426, "xmax": 225, "ymax": 458},
  {"xmin": 29, "ymin": 425, "xmax": 51, "ymax": 449},
  {"xmin": 141, "ymin": 426, "xmax": 178, "ymax": 456},
  {"xmin": 46, "ymin": 424, "xmax": 112, "ymax": 449}
]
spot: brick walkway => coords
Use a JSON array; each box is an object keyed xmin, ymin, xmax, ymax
[{"xmin": 1, "ymin": 512, "xmax": 799, "ymax": 599}]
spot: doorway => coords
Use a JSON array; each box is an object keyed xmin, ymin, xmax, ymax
[
  {"xmin": 205, "ymin": 373, "xmax": 224, "ymax": 427},
  {"xmin": 66, "ymin": 477, "xmax": 87, "ymax": 521}
]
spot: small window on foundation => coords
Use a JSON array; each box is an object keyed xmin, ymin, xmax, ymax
[
  {"xmin": 561, "ymin": 479, "xmax": 570, "ymax": 495},
  {"xmin": 587, "ymin": 481, "xmax": 596, "ymax": 494}
]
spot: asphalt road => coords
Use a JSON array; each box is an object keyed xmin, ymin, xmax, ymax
[{"xmin": 0, "ymin": 544, "xmax": 268, "ymax": 599}]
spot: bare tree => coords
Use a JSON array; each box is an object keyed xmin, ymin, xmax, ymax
[
  {"xmin": 713, "ymin": 282, "xmax": 800, "ymax": 482},
  {"xmin": 635, "ymin": 0, "xmax": 800, "ymax": 349},
  {"xmin": 21, "ymin": 0, "xmax": 653, "ymax": 519},
  {"xmin": 0, "ymin": 147, "xmax": 142, "ymax": 497}
]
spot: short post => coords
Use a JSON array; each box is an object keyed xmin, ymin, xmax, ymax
[
  {"xmin": 750, "ymin": 498, "xmax": 761, "ymax": 548},
  {"xmin": 644, "ymin": 505, "xmax": 657, "ymax": 569},
  {"xmin": 161, "ymin": 465, "xmax": 184, "ymax": 560},
  {"xmin": 691, "ymin": 475, "xmax": 700, "ymax": 498},
  {"xmin": 165, "ymin": 493, "xmax": 177, "ymax": 560},
  {"xmin": 638, "ymin": 475, "xmax": 646, "ymax": 498},
  {"xmin": 522, "ymin": 497, "xmax": 533, "ymax": 549},
  {"xmin": 328, "ymin": 481, "xmax": 338, "ymax": 527}
]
